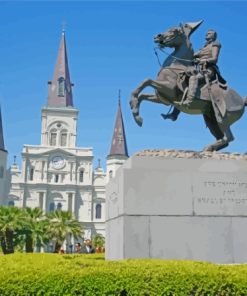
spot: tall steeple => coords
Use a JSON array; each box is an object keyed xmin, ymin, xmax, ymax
[
  {"xmin": 106, "ymin": 91, "xmax": 128, "ymax": 183},
  {"xmin": 0, "ymin": 106, "xmax": 5, "ymax": 152},
  {"xmin": 108, "ymin": 94, "xmax": 128, "ymax": 157},
  {"xmin": 47, "ymin": 31, "xmax": 73, "ymax": 107}
]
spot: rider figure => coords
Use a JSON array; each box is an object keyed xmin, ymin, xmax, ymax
[
  {"xmin": 162, "ymin": 29, "xmax": 221, "ymax": 121},
  {"xmin": 182, "ymin": 29, "xmax": 221, "ymax": 106}
]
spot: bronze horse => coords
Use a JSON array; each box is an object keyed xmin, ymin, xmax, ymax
[{"xmin": 130, "ymin": 21, "xmax": 246, "ymax": 151}]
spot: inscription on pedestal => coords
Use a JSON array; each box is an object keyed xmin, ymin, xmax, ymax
[{"xmin": 193, "ymin": 175, "xmax": 247, "ymax": 216}]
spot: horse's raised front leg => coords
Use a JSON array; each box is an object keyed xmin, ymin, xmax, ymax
[
  {"xmin": 130, "ymin": 93, "xmax": 162, "ymax": 126},
  {"xmin": 130, "ymin": 78, "xmax": 171, "ymax": 126}
]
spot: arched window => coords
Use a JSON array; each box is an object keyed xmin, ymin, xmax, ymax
[
  {"xmin": 109, "ymin": 170, "xmax": 113, "ymax": 179},
  {"xmin": 96, "ymin": 204, "xmax": 102, "ymax": 219},
  {"xmin": 8, "ymin": 201, "xmax": 15, "ymax": 206},
  {"xmin": 58, "ymin": 77, "xmax": 65, "ymax": 97},
  {"xmin": 50, "ymin": 129, "xmax": 57, "ymax": 146},
  {"xmin": 49, "ymin": 202, "xmax": 55, "ymax": 212},
  {"xmin": 60, "ymin": 130, "xmax": 67, "ymax": 146},
  {"xmin": 79, "ymin": 170, "xmax": 84, "ymax": 183},
  {"xmin": 57, "ymin": 202, "xmax": 62, "ymax": 211},
  {"xmin": 0, "ymin": 166, "xmax": 4, "ymax": 178}
]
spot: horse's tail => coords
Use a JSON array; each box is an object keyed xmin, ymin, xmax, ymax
[{"xmin": 244, "ymin": 96, "xmax": 247, "ymax": 106}]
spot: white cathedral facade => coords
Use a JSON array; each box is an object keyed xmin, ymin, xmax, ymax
[{"xmin": 0, "ymin": 31, "xmax": 128, "ymax": 242}]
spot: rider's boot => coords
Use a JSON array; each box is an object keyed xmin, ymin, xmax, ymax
[
  {"xmin": 182, "ymin": 75, "xmax": 198, "ymax": 106},
  {"xmin": 161, "ymin": 107, "xmax": 180, "ymax": 121}
]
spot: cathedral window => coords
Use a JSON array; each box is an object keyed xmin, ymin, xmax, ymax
[
  {"xmin": 55, "ymin": 174, "xmax": 59, "ymax": 183},
  {"xmin": 50, "ymin": 132, "xmax": 57, "ymax": 146},
  {"xmin": 0, "ymin": 166, "xmax": 4, "ymax": 178},
  {"xmin": 29, "ymin": 168, "xmax": 34, "ymax": 181},
  {"xmin": 49, "ymin": 202, "xmax": 55, "ymax": 212},
  {"xmin": 58, "ymin": 77, "xmax": 65, "ymax": 97},
  {"xmin": 60, "ymin": 132, "xmax": 67, "ymax": 146},
  {"xmin": 8, "ymin": 201, "xmax": 15, "ymax": 206},
  {"xmin": 79, "ymin": 170, "xmax": 84, "ymax": 183},
  {"xmin": 96, "ymin": 204, "xmax": 102, "ymax": 219},
  {"xmin": 57, "ymin": 202, "xmax": 62, "ymax": 210}
]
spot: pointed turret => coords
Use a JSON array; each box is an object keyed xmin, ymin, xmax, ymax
[
  {"xmin": 47, "ymin": 31, "xmax": 73, "ymax": 107},
  {"xmin": 108, "ymin": 99, "xmax": 128, "ymax": 157},
  {"xmin": 106, "ymin": 92, "xmax": 128, "ymax": 182},
  {"xmin": 0, "ymin": 106, "xmax": 6, "ymax": 152}
]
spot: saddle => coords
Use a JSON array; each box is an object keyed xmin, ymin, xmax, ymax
[
  {"xmin": 177, "ymin": 64, "xmax": 227, "ymax": 93},
  {"xmin": 176, "ymin": 65, "xmax": 228, "ymax": 117}
]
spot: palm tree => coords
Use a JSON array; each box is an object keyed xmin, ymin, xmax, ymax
[
  {"xmin": 20, "ymin": 207, "xmax": 49, "ymax": 253},
  {"xmin": 46, "ymin": 210, "xmax": 83, "ymax": 253},
  {"xmin": 0, "ymin": 206, "xmax": 25, "ymax": 254}
]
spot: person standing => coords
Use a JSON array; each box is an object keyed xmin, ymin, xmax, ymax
[
  {"xmin": 81, "ymin": 239, "xmax": 95, "ymax": 254},
  {"xmin": 75, "ymin": 242, "xmax": 82, "ymax": 253}
]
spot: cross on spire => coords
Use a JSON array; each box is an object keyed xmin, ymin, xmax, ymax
[
  {"xmin": 62, "ymin": 21, "xmax": 67, "ymax": 33},
  {"xmin": 118, "ymin": 89, "xmax": 121, "ymax": 105}
]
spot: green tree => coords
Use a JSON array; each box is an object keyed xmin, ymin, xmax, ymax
[
  {"xmin": 46, "ymin": 210, "xmax": 83, "ymax": 253},
  {"xmin": 0, "ymin": 206, "xmax": 25, "ymax": 254},
  {"xmin": 17, "ymin": 207, "xmax": 49, "ymax": 253}
]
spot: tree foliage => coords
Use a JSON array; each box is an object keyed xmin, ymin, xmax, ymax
[
  {"xmin": 0, "ymin": 206, "xmax": 84, "ymax": 254},
  {"xmin": 46, "ymin": 210, "xmax": 83, "ymax": 253},
  {"xmin": 92, "ymin": 233, "xmax": 105, "ymax": 248}
]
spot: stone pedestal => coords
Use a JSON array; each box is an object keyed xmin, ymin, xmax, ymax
[{"xmin": 106, "ymin": 150, "xmax": 247, "ymax": 263}]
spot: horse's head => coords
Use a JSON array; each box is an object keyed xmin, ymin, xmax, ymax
[
  {"xmin": 154, "ymin": 26, "xmax": 184, "ymax": 48},
  {"xmin": 154, "ymin": 20, "xmax": 203, "ymax": 49}
]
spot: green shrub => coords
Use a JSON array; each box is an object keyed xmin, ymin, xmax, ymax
[{"xmin": 0, "ymin": 253, "xmax": 247, "ymax": 295}]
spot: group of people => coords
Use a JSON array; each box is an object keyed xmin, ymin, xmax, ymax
[
  {"xmin": 58, "ymin": 239, "xmax": 96, "ymax": 254},
  {"xmin": 75, "ymin": 239, "xmax": 95, "ymax": 254}
]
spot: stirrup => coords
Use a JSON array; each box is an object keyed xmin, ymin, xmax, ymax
[
  {"xmin": 175, "ymin": 87, "xmax": 188, "ymax": 105},
  {"xmin": 182, "ymin": 98, "xmax": 193, "ymax": 106}
]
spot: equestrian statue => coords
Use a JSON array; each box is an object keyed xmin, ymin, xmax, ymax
[{"xmin": 130, "ymin": 21, "xmax": 246, "ymax": 152}]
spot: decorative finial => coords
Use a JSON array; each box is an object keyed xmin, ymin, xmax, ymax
[
  {"xmin": 97, "ymin": 158, "xmax": 101, "ymax": 168},
  {"xmin": 13, "ymin": 155, "xmax": 16, "ymax": 165}
]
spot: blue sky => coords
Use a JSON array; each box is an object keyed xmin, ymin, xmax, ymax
[{"xmin": 1, "ymin": 1, "xmax": 247, "ymax": 168}]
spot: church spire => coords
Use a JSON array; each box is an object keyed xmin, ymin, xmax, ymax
[
  {"xmin": 47, "ymin": 31, "xmax": 73, "ymax": 107},
  {"xmin": 0, "ymin": 105, "xmax": 5, "ymax": 152},
  {"xmin": 108, "ymin": 91, "xmax": 128, "ymax": 157}
]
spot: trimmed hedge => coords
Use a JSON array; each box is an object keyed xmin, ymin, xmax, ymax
[{"xmin": 0, "ymin": 253, "xmax": 247, "ymax": 295}]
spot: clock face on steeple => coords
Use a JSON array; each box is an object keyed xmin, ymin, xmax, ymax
[{"xmin": 51, "ymin": 156, "xmax": 65, "ymax": 169}]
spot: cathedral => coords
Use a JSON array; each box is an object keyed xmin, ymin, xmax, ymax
[{"xmin": 0, "ymin": 31, "xmax": 128, "ymax": 242}]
